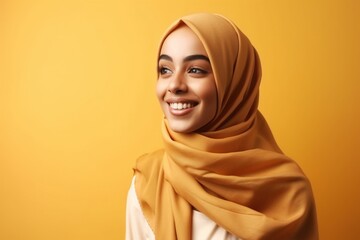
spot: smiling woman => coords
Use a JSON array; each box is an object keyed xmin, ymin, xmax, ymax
[
  {"xmin": 126, "ymin": 13, "xmax": 318, "ymax": 240},
  {"xmin": 156, "ymin": 25, "xmax": 217, "ymax": 133}
]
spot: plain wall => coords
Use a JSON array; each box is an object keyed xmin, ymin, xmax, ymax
[{"xmin": 1, "ymin": 0, "xmax": 359, "ymax": 239}]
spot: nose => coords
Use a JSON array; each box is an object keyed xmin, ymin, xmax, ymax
[{"xmin": 167, "ymin": 72, "xmax": 187, "ymax": 94}]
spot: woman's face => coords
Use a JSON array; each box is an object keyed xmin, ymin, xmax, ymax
[{"xmin": 156, "ymin": 25, "xmax": 217, "ymax": 133}]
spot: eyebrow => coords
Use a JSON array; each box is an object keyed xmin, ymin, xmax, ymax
[{"xmin": 158, "ymin": 54, "xmax": 210, "ymax": 63}]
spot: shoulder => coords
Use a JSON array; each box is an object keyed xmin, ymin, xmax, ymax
[
  {"xmin": 135, "ymin": 149, "xmax": 164, "ymax": 174},
  {"xmin": 126, "ymin": 177, "xmax": 141, "ymax": 212},
  {"xmin": 137, "ymin": 149, "xmax": 165, "ymax": 163},
  {"xmin": 126, "ymin": 176, "xmax": 155, "ymax": 240}
]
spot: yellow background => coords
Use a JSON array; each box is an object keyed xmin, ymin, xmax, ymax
[{"xmin": 1, "ymin": 0, "xmax": 359, "ymax": 239}]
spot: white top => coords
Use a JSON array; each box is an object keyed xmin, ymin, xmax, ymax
[{"xmin": 126, "ymin": 177, "xmax": 239, "ymax": 240}]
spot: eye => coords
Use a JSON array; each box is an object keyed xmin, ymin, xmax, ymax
[
  {"xmin": 159, "ymin": 66, "xmax": 172, "ymax": 75},
  {"xmin": 188, "ymin": 67, "xmax": 207, "ymax": 74}
]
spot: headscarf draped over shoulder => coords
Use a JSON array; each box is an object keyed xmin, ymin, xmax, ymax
[{"xmin": 134, "ymin": 13, "xmax": 318, "ymax": 240}]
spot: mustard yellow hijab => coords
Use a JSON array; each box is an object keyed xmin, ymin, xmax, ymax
[{"xmin": 135, "ymin": 13, "xmax": 318, "ymax": 240}]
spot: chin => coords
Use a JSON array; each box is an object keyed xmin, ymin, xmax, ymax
[
  {"xmin": 169, "ymin": 126, "xmax": 192, "ymax": 134},
  {"xmin": 167, "ymin": 121, "xmax": 194, "ymax": 134}
]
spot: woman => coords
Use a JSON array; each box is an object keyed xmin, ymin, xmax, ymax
[{"xmin": 126, "ymin": 13, "xmax": 318, "ymax": 240}]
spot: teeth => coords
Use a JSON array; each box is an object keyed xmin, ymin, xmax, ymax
[{"xmin": 170, "ymin": 102, "xmax": 193, "ymax": 110}]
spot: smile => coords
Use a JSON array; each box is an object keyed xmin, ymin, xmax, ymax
[{"xmin": 169, "ymin": 102, "xmax": 195, "ymax": 110}]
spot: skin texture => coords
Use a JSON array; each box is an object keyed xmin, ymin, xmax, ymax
[{"xmin": 156, "ymin": 25, "xmax": 217, "ymax": 133}]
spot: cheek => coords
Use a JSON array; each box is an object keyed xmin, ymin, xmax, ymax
[
  {"xmin": 198, "ymin": 81, "xmax": 217, "ymax": 103},
  {"xmin": 201, "ymin": 82, "xmax": 218, "ymax": 117},
  {"xmin": 156, "ymin": 80, "xmax": 167, "ymax": 102}
]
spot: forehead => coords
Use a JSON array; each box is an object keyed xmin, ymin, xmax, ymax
[{"xmin": 159, "ymin": 25, "xmax": 208, "ymax": 57}]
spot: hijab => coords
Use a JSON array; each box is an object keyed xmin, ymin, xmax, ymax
[{"xmin": 134, "ymin": 13, "xmax": 318, "ymax": 240}]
